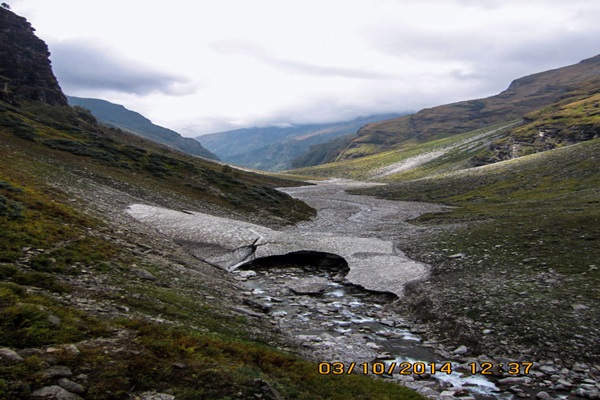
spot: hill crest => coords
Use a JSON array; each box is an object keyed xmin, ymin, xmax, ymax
[{"xmin": 67, "ymin": 96, "xmax": 219, "ymax": 160}]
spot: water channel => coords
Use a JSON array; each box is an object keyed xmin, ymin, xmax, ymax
[{"xmin": 236, "ymin": 250, "xmax": 507, "ymax": 399}]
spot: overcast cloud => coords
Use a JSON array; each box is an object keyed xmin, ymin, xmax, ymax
[
  {"xmin": 51, "ymin": 40, "xmax": 196, "ymax": 96},
  {"xmin": 10, "ymin": 0, "xmax": 600, "ymax": 136}
]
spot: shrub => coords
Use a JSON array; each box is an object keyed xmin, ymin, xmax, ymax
[{"xmin": 0, "ymin": 194, "xmax": 25, "ymax": 220}]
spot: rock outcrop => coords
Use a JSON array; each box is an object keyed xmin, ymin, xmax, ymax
[{"xmin": 0, "ymin": 7, "xmax": 67, "ymax": 105}]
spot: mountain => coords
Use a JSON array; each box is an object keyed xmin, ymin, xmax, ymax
[
  {"xmin": 330, "ymin": 55, "xmax": 600, "ymax": 161},
  {"xmin": 0, "ymin": 8, "xmax": 421, "ymax": 399},
  {"xmin": 67, "ymin": 96, "xmax": 219, "ymax": 160},
  {"xmin": 290, "ymin": 134, "xmax": 353, "ymax": 169},
  {"xmin": 196, "ymin": 114, "xmax": 404, "ymax": 171}
]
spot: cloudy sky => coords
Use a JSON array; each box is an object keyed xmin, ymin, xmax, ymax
[{"xmin": 10, "ymin": 0, "xmax": 600, "ymax": 136}]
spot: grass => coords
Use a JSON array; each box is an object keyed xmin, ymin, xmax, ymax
[
  {"xmin": 0, "ymin": 99, "xmax": 420, "ymax": 399},
  {"xmin": 355, "ymin": 138, "xmax": 600, "ymax": 277},
  {"xmin": 0, "ymin": 282, "xmax": 109, "ymax": 348},
  {"xmin": 350, "ymin": 139, "xmax": 600, "ymax": 361},
  {"xmin": 0, "ymin": 285, "xmax": 423, "ymax": 400},
  {"xmin": 0, "ymin": 101, "xmax": 315, "ymax": 226},
  {"xmin": 289, "ymin": 121, "xmax": 519, "ymax": 180}
]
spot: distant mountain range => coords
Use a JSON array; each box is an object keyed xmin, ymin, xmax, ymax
[
  {"xmin": 195, "ymin": 114, "xmax": 405, "ymax": 171},
  {"xmin": 67, "ymin": 96, "xmax": 219, "ymax": 160}
]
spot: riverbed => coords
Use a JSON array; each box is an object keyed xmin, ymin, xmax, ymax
[{"xmin": 127, "ymin": 179, "xmax": 515, "ymax": 399}]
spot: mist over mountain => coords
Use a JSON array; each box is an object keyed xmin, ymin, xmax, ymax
[
  {"xmin": 67, "ymin": 96, "xmax": 219, "ymax": 160},
  {"xmin": 196, "ymin": 114, "xmax": 404, "ymax": 171}
]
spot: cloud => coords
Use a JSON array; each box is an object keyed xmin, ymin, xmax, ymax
[
  {"xmin": 183, "ymin": 91, "xmax": 415, "ymax": 136},
  {"xmin": 49, "ymin": 40, "xmax": 197, "ymax": 96},
  {"xmin": 211, "ymin": 39, "xmax": 397, "ymax": 80}
]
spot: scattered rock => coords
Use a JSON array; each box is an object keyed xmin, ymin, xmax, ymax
[
  {"xmin": 232, "ymin": 307, "xmax": 263, "ymax": 318},
  {"xmin": 441, "ymin": 389, "xmax": 460, "ymax": 397},
  {"xmin": 63, "ymin": 345, "xmax": 80, "ymax": 355},
  {"xmin": 540, "ymin": 365, "xmax": 558, "ymax": 374},
  {"xmin": 238, "ymin": 270, "xmax": 257, "ymax": 279},
  {"xmin": 536, "ymin": 391, "xmax": 553, "ymax": 400},
  {"xmin": 132, "ymin": 268, "xmax": 157, "ymax": 281},
  {"xmin": 58, "ymin": 378, "xmax": 85, "ymax": 394},
  {"xmin": 287, "ymin": 277, "xmax": 330, "ymax": 294},
  {"xmin": 271, "ymin": 310, "xmax": 288, "ymax": 318},
  {"xmin": 453, "ymin": 345, "xmax": 468, "ymax": 355},
  {"xmin": 243, "ymin": 298, "xmax": 272, "ymax": 313},
  {"xmin": 31, "ymin": 385, "xmax": 82, "ymax": 399},
  {"xmin": 42, "ymin": 365, "xmax": 73, "ymax": 379},
  {"xmin": 572, "ymin": 362, "xmax": 588, "ymax": 372},
  {"xmin": 556, "ymin": 379, "xmax": 572, "ymax": 388},
  {"xmin": 447, "ymin": 253, "xmax": 465, "ymax": 259},
  {"xmin": 499, "ymin": 376, "xmax": 531, "ymax": 385},
  {"xmin": 0, "ymin": 347, "xmax": 24, "ymax": 364},
  {"xmin": 575, "ymin": 388, "xmax": 600, "ymax": 399},
  {"xmin": 48, "ymin": 314, "xmax": 62, "ymax": 326},
  {"xmin": 131, "ymin": 391, "xmax": 175, "ymax": 400},
  {"xmin": 572, "ymin": 304, "xmax": 589, "ymax": 311}
]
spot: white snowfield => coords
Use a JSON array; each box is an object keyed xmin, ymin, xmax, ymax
[{"xmin": 127, "ymin": 180, "xmax": 445, "ymax": 297}]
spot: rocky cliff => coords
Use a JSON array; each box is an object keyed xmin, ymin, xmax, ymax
[{"xmin": 0, "ymin": 7, "xmax": 67, "ymax": 106}]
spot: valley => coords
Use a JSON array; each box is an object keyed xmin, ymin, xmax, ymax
[
  {"xmin": 1, "ymin": 5, "xmax": 599, "ymax": 400},
  {"xmin": 125, "ymin": 178, "xmax": 600, "ymax": 400}
]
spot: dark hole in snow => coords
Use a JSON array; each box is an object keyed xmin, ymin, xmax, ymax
[{"xmin": 240, "ymin": 250, "xmax": 349, "ymax": 274}]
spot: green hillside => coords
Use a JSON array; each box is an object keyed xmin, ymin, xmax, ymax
[
  {"xmin": 347, "ymin": 137, "xmax": 600, "ymax": 362},
  {"xmin": 67, "ymin": 96, "xmax": 220, "ymax": 161}
]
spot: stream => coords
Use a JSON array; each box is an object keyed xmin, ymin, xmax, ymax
[
  {"xmin": 128, "ymin": 179, "xmax": 519, "ymax": 399},
  {"xmin": 236, "ymin": 251, "xmax": 506, "ymax": 400},
  {"xmin": 237, "ymin": 180, "xmax": 510, "ymax": 399}
]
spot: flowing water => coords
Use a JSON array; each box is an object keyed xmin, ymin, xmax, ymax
[{"xmin": 238, "ymin": 254, "xmax": 510, "ymax": 399}]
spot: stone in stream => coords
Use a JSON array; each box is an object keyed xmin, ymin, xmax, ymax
[
  {"xmin": 270, "ymin": 310, "xmax": 288, "ymax": 318},
  {"xmin": 287, "ymin": 277, "xmax": 330, "ymax": 295},
  {"xmin": 238, "ymin": 270, "xmax": 257, "ymax": 279}
]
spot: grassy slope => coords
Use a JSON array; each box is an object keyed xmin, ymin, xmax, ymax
[
  {"xmin": 288, "ymin": 121, "xmax": 520, "ymax": 180},
  {"xmin": 290, "ymin": 86, "xmax": 600, "ymax": 363},
  {"xmin": 0, "ymin": 101, "xmax": 421, "ymax": 399},
  {"xmin": 1, "ymin": 101, "xmax": 315, "ymax": 225},
  {"xmin": 350, "ymin": 139, "xmax": 600, "ymax": 362}
]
